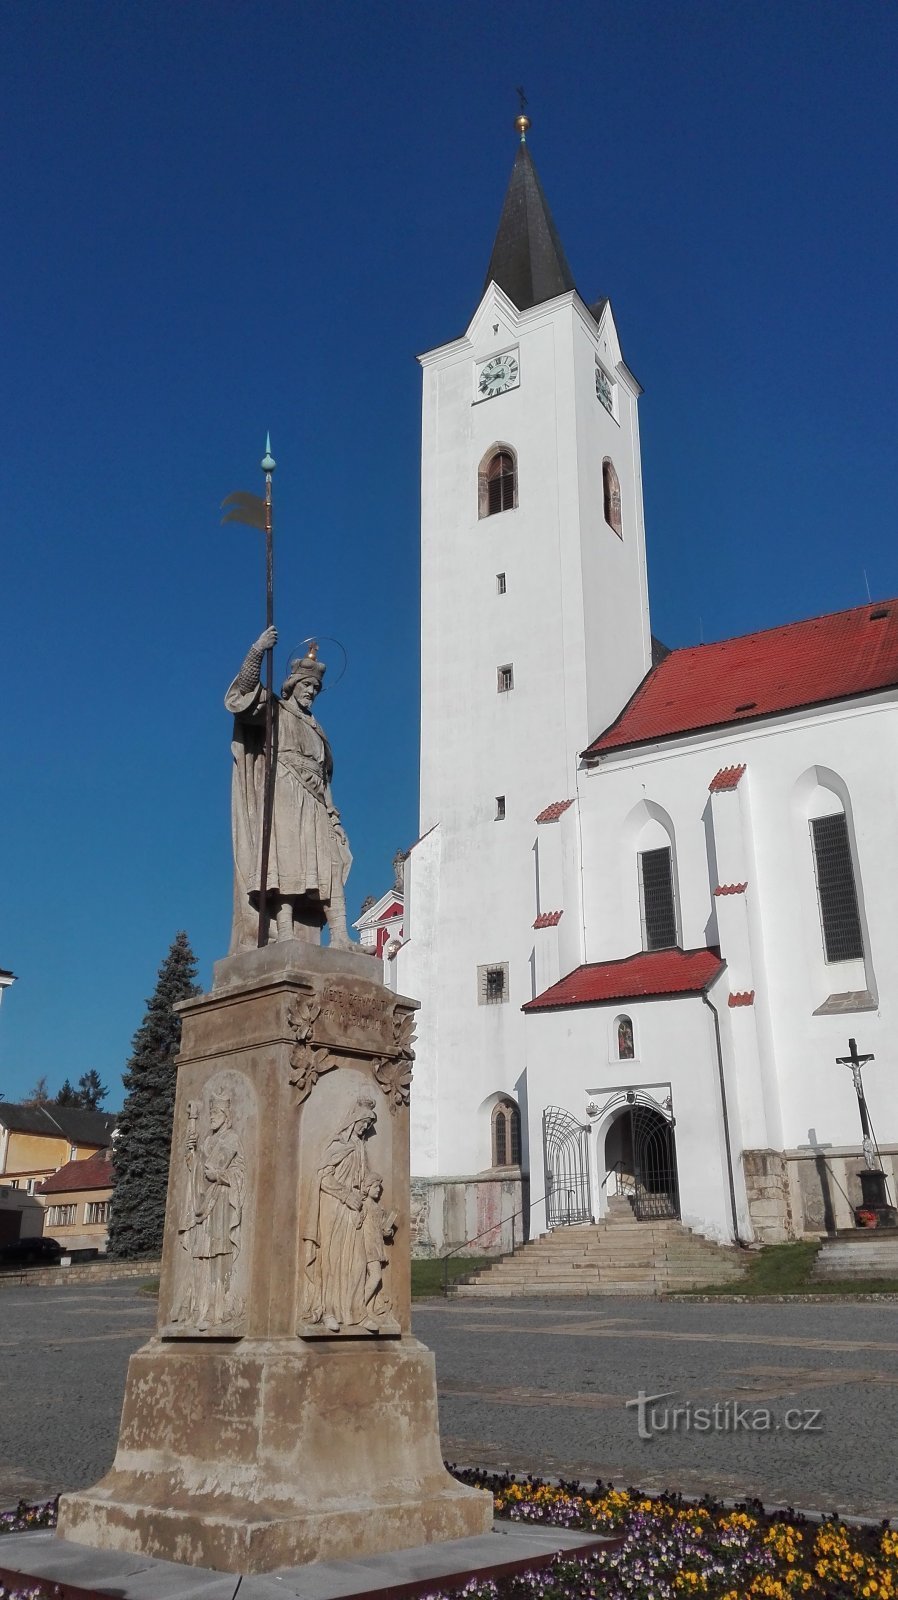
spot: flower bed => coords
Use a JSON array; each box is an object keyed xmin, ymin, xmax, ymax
[{"xmin": 2, "ymin": 1481, "xmax": 897, "ymax": 1600}]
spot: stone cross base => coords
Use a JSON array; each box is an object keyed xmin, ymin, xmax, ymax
[
  {"xmin": 57, "ymin": 1338, "xmax": 490, "ymax": 1572},
  {"xmin": 57, "ymin": 941, "xmax": 491, "ymax": 1572}
]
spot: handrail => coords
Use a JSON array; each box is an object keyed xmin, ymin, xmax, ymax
[
  {"xmin": 439, "ymin": 1188, "xmax": 552, "ymax": 1295},
  {"xmin": 600, "ymin": 1160, "xmax": 622, "ymax": 1193}
]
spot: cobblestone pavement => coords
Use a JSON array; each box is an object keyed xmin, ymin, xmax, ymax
[{"xmin": 2, "ymin": 1284, "xmax": 896, "ymax": 1518}]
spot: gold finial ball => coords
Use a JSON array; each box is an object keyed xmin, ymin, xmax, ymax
[{"xmin": 515, "ymin": 113, "xmax": 531, "ymax": 139}]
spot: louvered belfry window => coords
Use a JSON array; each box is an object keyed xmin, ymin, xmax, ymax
[
  {"xmin": 640, "ymin": 847, "xmax": 678, "ymax": 951},
  {"xmin": 487, "ymin": 451, "xmax": 516, "ymax": 515},
  {"xmin": 811, "ymin": 813, "xmax": 864, "ymax": 962}
]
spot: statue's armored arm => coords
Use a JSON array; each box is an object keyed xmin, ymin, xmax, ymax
[{"xmin": 236, "ymin": 626, "xmax": 278, "ymax": 694}]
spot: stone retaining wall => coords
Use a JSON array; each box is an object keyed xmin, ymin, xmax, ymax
[{"xmin": 0, "ymin": 1258, "xmax": 160, "ymax": 1290}]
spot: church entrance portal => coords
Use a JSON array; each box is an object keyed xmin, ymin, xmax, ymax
[
  {"xmin": 604, "ymin": 1099, "xmax": 680, "ymax": 1221},
  {"xmin": 543, "ymin": 1105, "xmax": 592, "ymax": 1227}
]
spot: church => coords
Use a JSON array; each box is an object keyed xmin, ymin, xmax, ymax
[{"xmin": 393, "ymin": 116, "xmax": 898, "ymax": 1256}]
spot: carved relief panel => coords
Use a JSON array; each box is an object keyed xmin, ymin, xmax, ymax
[
  {"xmin": 291, "ymin": 987, "xmax": 415, "ymax": 1340},
  {"xmin": 162, "ymin": 1069, "xmax": 256, "ymax": 1338},
  {"xmin": 297, "ymin": 1067, "xmax": 400, "ymax": 1338}
]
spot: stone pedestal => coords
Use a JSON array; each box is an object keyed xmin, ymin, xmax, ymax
[{"xmin": 58, "ymin": 943, "xmax": 491, "ymax": 1572}]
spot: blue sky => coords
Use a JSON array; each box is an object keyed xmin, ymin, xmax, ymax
[{"xmin": 1, "ymin": 1, "xmax": 895, "ymax": 1108}]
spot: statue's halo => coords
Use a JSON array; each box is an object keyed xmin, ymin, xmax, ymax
[{"xmin": 286, "ymin": 635, "xmax": 348, "ymax": 694}]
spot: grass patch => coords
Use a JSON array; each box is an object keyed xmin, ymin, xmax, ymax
[
  {"xmin": 692, "ymin": 1239, "xmax": 898, "ymax": 1296},
  {"xmin": 411, "ymin": 1255, "xmax": 491, "ymax": 1297},
  {"xmin": 138, "ymin": 1278, "xmax": 160, "ymax": 1296}
]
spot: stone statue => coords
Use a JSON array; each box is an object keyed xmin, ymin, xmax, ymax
[
  {"xmin": 173, "ymin": 1089, "xmax": 246, "ymax": 1331},
  {"xmin": 226, "ymin": 626, "xmax": 354, "ymax": 952},
  {"xmin": 362, "ymin": 1176, "xmax": 397, "ymax": 1323},
  {"xmin": 301, "ymin": 1091, "xmax": 390, "ymax": 1334}
]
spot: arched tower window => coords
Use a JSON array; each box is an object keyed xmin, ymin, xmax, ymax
[
  {"xmin": 479, "ymin": 447, "xmax": 517, "ymax": 519},
  {"xmin": 603, "ymin": 458, "xmax": 622, "ymax": 537},
  {"xmin": 616, "ymin": 1015, "xmax": 635, "ymax": 1060},
  {"xmin": 491, "ymin": 1098, "xmax": 522, "ymax": 1166}
]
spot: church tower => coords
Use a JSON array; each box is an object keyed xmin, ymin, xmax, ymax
[{"xmin": 400, "ymin": 119, "xmax": 653, "ymax": 1242}]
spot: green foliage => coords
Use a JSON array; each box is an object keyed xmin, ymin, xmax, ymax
[
  {"xmin": 107, "ymin": 932, "xmax": 201, "ymax": 1260},
  {"xmin": 411, "ymin": 1255, "xmax": 491, "ymax": 1297},
  {"xmin": 694, "ymin": 1239, "xmax": 898, "ymax": 1296},
  {"xmin": 54, "ymin": 1069, "xmax": 108, "ymax": 1109},
  {"xmin": 75, "ymin": 1069, "xmax": 108, "ymax": 1109}
]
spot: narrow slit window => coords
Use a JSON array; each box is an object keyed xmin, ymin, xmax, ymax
[
  {"xmin": 496, "ymin": 572, "xmax": 506, "ymax": 594},
  {"xmin": 495, "ymin": 795, "xmax": 506, "ymax": 820},
  {"xmin": 811, "ymin": 813, "xmax": 864, "ymax": 962},
  {"xmin": 603, "ymin": 459, "xmax": 622, "ymax": 537},
  {"xmin": 639, "ymin": 846, "xmax": 677, "ymax": 951},
  {"xmin": 497, "ymin": 663, "xmax": 514, "ymax": 693}
]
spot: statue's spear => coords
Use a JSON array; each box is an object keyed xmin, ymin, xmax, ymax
[{"xmin": 222, "ymin": 436, "xmax": 277, "ymax": 947}]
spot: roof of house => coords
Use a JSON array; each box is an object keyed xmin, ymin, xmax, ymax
[
  {"xmin": 0, "ymin": 1103, "xmax": 115, "ymax": 1146},
  {"xmin": 523, "ymin": 947, "xmax": 725, "ymax": 1012},
  {"xmin": 585, "ymin": 600, "xmax": 898, "ymax": 757},
  {"xmin": 36, "ymin": 1148, "xmax": 114, "ymax": 1195},
  {"xmin": 483, "ymin": 141, "xmax": 576, "ymax": 312}
]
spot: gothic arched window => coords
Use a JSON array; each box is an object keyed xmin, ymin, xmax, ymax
[
  {"xmin": 479, "ymin": 447, "xmax": 517, "ymax": 519},
  {"xmin": 616, "ymin": 1015, "xmax": 635, "ymax": 1060},
  {"xmin": 491, "ymin": 1098, "xmax": 522, "ymax": 1166},
  {"xmin": 603, "ymin": 458, "xmax": 622, "ymax": 537}
]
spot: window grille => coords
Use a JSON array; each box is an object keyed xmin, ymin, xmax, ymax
[
  {"xmin": 497, "ymin": 664, "xmax": 514, "ymax": 693},
  {"xmin": 478, "ymin": 962, "xmax": 509, "ymax": 1005},
  {"xmin": 640, "ymin": 847, "xmax": 678, "ymax": 951},
  {"xmin": 811, "ymin": 812, "xmax": 864, "ymax": 962}
]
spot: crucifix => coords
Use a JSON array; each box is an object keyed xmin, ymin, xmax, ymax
[{"xmin": 835, "ymin": 1036, "xmax": 878, "ymax": 1172}]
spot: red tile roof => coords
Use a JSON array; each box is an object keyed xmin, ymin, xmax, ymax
[
  {"xmin": 585, "ymin": 602, "xmax": 898, "ymax": 756},
  {"xmin": 533, "ymin": 910, "xmax": 563, "ymax": 929},
  {"xmin": 709, "ymin": 764, "xmax": 746, "ymax": 792},
  {"xmin": 535, "ymin": 799, "xmax": 573, "ymax": 823},
  {"xmin": 714, "ymin": 882, "xmax": 747, "ymax": 897},
  {"xmin": 523, "ymin": 947, "xmax": 724, "ymax": 1011},
  {"xmin": 36, "ymin": 1148, "xmax": 114, "ymax": 1195},
  {"xmin": 728, "ymin": 990, "xmax": 755, "ymax": 1007}
]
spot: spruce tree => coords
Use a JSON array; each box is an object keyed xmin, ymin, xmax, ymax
[
  {"xmin": 107, "ymin": 931, "xmax": 201, "ymax": 1259},
  {"xmin": 76, "ymin": 1069, "xmax": 108, "ymax": 1109},
  {"xmin": 55, "ymin": 1078, "xmax": 81, "ymax": 1106}
]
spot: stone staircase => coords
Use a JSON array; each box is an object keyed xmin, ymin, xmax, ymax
[{"xmin": 452, "ymin": 1201, "xmax": 748, "ymax": 1297}]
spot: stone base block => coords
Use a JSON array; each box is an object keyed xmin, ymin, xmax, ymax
[{"xmin": 57, "ymin": 1337, "xmax": 492, "ymax": 1574}]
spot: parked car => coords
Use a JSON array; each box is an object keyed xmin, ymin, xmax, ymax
[{"xmin": 0, "ymin": 1235, "xmax": 64, "ymax": 1268}]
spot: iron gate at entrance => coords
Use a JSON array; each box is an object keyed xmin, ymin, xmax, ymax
[
  {"xmin": 626, "ymin": 1100, "xmax": 680, "ymax": 1219},
  {"xmin": 543, "ymin": 1105, "xmax": 592, "ymax": 1227}
]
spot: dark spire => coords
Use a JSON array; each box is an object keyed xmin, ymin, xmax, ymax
[{"xmin": 482, "ymin": 129, "xmax": 576, "ymax": 312}]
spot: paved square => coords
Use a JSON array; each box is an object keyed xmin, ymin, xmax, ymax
[{"xmin": 1, "ymin": 1284, "xmax": 895, "ymax": 1518}]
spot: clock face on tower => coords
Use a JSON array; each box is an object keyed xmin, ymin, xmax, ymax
[{"xmin": 476, "ymin": 350, "xmax": 520, "ymax": 400}]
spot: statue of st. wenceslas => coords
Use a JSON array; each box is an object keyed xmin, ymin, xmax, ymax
[{"xmin": 226, "ymin": 626, "xmax": 353, "ymax": 952}]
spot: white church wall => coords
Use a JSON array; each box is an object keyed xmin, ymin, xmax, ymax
[
  {"xmin": 577, "ymin": 691, "xmax": 898, "ymax": 1241},
  {"xmin": 523, "ymin": 985, "xmax": 739, "ymax": 1242}
]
